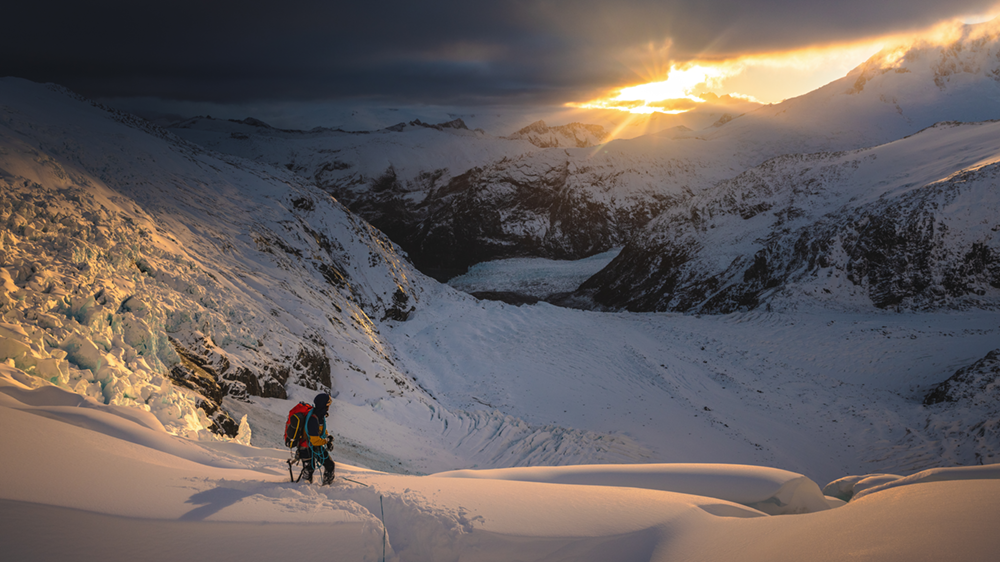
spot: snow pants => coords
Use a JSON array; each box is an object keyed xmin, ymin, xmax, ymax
[{"xmin": 298, "ymin": 446, "xmax": 335, "ymax": 482}]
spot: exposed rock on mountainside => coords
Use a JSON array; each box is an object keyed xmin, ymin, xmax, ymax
[
  {"xmin": 325, "ymin": 154, "xmax": 680, "ymax": 280},
  {"xmin": 573, "ymin": 121, "xmax": 1000, "ymax": 313},
  {"xmin": 506, "ymin": 120, "xmax": 609, "ymax": 148},
  {"xmin": 925, "ymin": 349, "xmax": 1000, "ymax": 406},
  {"xmin": 171, "ymin": 117, "xmax": 705, "ymax": 281},
  {"xmin": 384, "ymin": 118, "xmax": 473, "ymax": 133},
  {"xmin": 918, "ymin": 349, "xmax": 1000, "ymax": 466},
  {"xmin": 167, "ymin": 20, "xmax": 1000, "ymax": 291},
  {"xmin": 0, "ymin": 79, "xmax": 427, "ymax": 437}
]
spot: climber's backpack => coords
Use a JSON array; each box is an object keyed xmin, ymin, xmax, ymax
[{"xmin": 284, "ymin": 402, "xmax": 313, "ymax": 448}]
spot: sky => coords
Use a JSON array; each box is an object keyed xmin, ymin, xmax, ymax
[{"xmin": 4, "ymin": 1, "xmax": 1000, "ymax": 121}]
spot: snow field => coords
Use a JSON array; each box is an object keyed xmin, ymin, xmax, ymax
[
  {"xmin": 384, "ymin": 281, "xmax": 1000, "ymax": 483},
  {"xmin": 447, "ymin": 247, "xmax": 622, "ymax": 298},
  {"xmin": 3, "ymin": 369, "xmax": 999, "ymax": 562}
]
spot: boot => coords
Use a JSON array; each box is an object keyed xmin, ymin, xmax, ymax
[
  {"xmin": 322, "ymin": 469, "xmax": 335, "ymax": 486},
  {"xmin": 302, "ymin": 468, "xmax": 314, "ymax": 484}
]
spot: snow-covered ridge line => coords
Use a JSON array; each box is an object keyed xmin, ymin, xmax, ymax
[{"xmin": 504, "ymin": 120, "xmax": 609, "ymax": 148}]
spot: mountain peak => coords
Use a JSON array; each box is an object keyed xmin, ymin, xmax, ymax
[
  {"xmin": 847, "ymin": 18, "xmax": 1000, "ymax": 95},
  {"xmin": 507, "ymin": 120, "xmax": 608, "ymax": 148}
]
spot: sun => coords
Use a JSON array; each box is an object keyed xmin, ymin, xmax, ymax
[
  {"xmin": 570, "ymin": 62, "xmax": 744, "ymax": 115},
  {"xmin": 615, "ymin": 65, "xmax": 726, "ymax": 105}
]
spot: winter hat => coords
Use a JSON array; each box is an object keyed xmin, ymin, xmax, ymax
[{"xmin": 313, "ymin": 392, "xmax": 332, "ymax": 414}]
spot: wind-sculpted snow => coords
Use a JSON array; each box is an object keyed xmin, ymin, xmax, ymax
[
  {"xmin": 3, "ymin": 374, "xmax": 999, "ymax": 562},
  {"xmin": 0, "ymin": 78, "xmax": 427, "ymax": 437},
  {"xmin": 434, "ymin": 463, "xmax": 835, "ymax": 515},
  {"xmin": 826, "ymin": 465, "xmax": 1000, "ymax": 502},
  {"xmin": 576, "ymin": 120, "xmax": 1000, "ymax": 313}
]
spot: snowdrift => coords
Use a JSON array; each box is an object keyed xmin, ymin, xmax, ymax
[
  {"xmin": 3, "ymin": 368, "xmax": 999, "ymax": 562},
  {"xmin": 435, "ymin": 463, "xmax": 837, "ymax": 515}
]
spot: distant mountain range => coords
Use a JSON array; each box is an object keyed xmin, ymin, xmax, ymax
[{"xmin": 169, "ymin": 19, "xmax": 1000, "ymax": 312}]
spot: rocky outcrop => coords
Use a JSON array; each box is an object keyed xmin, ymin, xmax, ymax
[
  {"xmin": 324, "ymin": 157, "xmax": 679, "ymax": 280},
  {"xmin": 925, "ymin": 349, "xmax": 1000, "ymax": 406},
  {"xmin": 573, "ymin": 121, "xmax": 1000, "ymax": 313},
  {"xmin": 919, "ymin": 349, "xmax": 1000, "ymax": 466}
]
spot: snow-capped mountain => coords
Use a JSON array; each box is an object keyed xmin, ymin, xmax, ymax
[
  {"xmin": 697, "ymin": 18, "xmax": 1000, "ymax": 162},
  {"xmin": 170, "ymin": 116, "xmax": 716, "ymax": 280},
  {"xmin": 0, "ymin": 78, "xmax": 428, "ymax": 437},
  {"xmin": 167, "ymin": 20, "xmax": 1000, "ymax": 287},
  {"xmin": 2, "ymin": 75, "xmax": 999, "ymax": 529},
  {"xmin": 504, "ymin": 120, "xmax": 609, "ymax": 148},
  {"xmin": 571, "ymin": 120, "xmax": 1000, "ymax": 313},
  {"xmin": 556, "ymin": 20, "xmax": 1000, "ymax": 313}
]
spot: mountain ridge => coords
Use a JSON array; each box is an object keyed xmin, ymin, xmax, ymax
[{"xmin": 569, "ymin": 119, "xmax": 1000, "ymax": 313}]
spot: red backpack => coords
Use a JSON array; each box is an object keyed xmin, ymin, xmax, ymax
[{"xmin": 284, "ymin": 402, "xmax": 313, "ymax": 448}]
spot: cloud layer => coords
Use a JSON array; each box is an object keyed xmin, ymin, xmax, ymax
[{"xmin": 4, "ymin": 1, "xmax": 998, "ymax": 104}]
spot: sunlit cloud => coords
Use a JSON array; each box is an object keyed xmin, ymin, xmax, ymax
[{"xmin": 570, "ymin": 13, "xmax": 1000, "ymax": 116}]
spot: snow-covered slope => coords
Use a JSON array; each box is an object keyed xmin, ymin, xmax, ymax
[
  {"xmin": 922, "ymin": 348, "xmax": 1000, "ymax": 465},
  {"xmin": 698, "ymin": 18, "xmax": 1000, "ymax": 163},
  {"xmin": 3, "ymin": 370, "xmax": 999, "ymax": 562},
  {"xmin": 0, "ymin": 79, "xmax": 772, "ymax": 476},
  {"xmin": 574, "ymin": 120, "xmax": 1000, "ymax": 313},
  {"xmin": 3, "ymin": 76, "xmax": 999, "ymax": 555},
  {"xmin": 0, "ymin": 78, "xmax": 428, "ymax": 437}
]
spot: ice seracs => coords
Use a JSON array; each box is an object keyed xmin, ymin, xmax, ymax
[{"xmin": 0, "ymin": 78, "xmax": 429, "ymax": 438}]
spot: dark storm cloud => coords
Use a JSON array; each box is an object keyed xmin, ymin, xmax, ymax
[{"xmin": 3, "ymin": 0, "xmax": 997, "ymax": 104}]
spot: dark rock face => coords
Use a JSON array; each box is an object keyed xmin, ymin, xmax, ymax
[
  {"xmin": 470, "ymin": 291, "xmax": 541, "ymax": 306},
  {"xmin": 925, "ymin": 349, "xmax": 1000, "ymax": 406},
  {"xmin": 381, "ymin": 288, "xmax": 415, "ymax": 322},
  {"xmin": 318, "ymin": 160, "xmax": 676, "ymax": 281},
  {"xmin": 168, "ymin": 330, "xmax": 337, "ymax": 436},
  {"xmin": 576, "ymin": 127, "xmax": 1000, "ymax": 313},
  {"xmin": 168, "ymin": 337, "xmax": 240, "ymax": 437}
]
